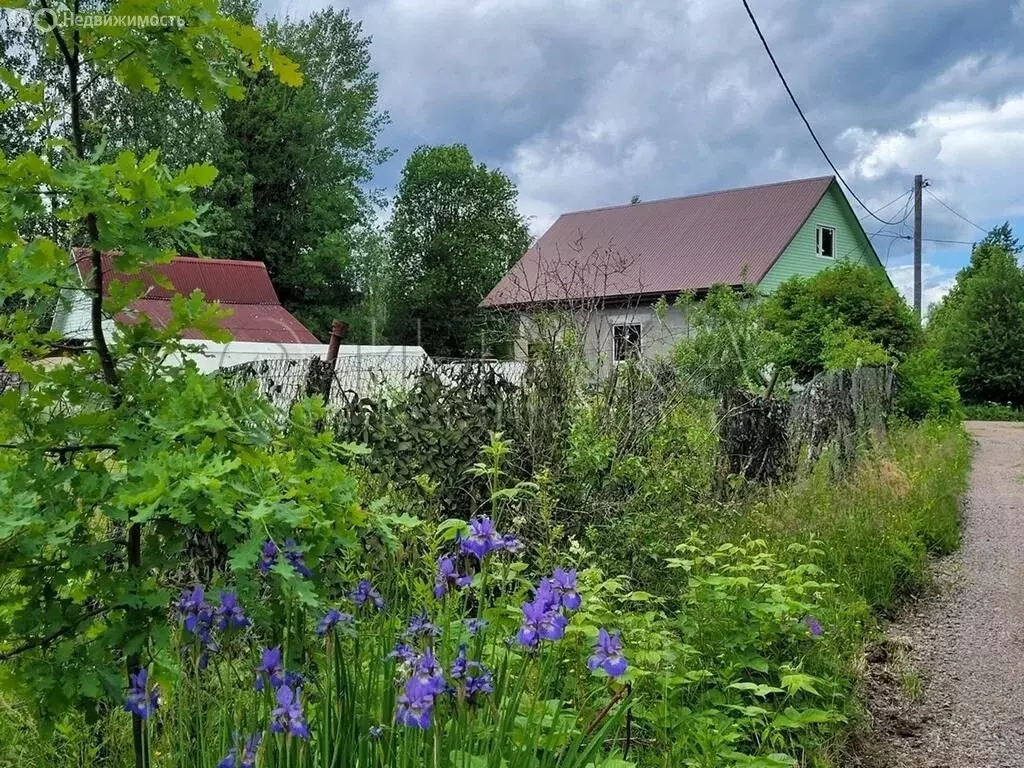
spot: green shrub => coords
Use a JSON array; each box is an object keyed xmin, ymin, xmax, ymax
[
  {"xmin": 821, "ymin": 322, "xmax": 892, "ymax": 371},
  {"xmin": 896, "ymin": 348, "xmax": 962, "ymax": 421},
  {"xmin": 962, "ymin": 402, "xmax": 1024, "ymax": 421},
  {"xmin": 746, "ymin": 421, "xmax": 969, "ymax": 610},
  {"xmin": 762, "ymin": 263, "xmax": 920, "ymax": 380},
  {"xmin": 672, "ymin": 284, "xmax": 781, "ymax": 394}
]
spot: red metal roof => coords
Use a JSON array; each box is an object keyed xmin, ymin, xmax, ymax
[
  {"xmin": 482, "ymin": 176, "xmax": 835, "ymax": 307},
  {"xmin": 72, "ymin": 250, "xmax": 319, "ymax": 343}
]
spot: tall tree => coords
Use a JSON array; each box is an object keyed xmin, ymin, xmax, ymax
[
  {"xmin": 207, "ymin": 7, "xmax": 391, "ymax": 338},
  {"xmin": 385, "ymin": 144, "xmax": 530, "ymax": 357},
  {"xmin": 0, "ymin": 6, "xmax": 314, "ymax": 765},
  {"xmin": 977, "ymin": 221, "xmax": 1022, "ymax": 256},
  {"xmin": 929, "ymin": 237, "xmax": 1024, "ymax": 406}
]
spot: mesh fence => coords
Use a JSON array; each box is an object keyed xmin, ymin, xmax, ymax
[{"xmin": 218, "ymin": 354, "xmax": 527, "ymax": 415}]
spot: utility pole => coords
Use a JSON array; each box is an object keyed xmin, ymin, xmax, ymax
[{"xmin": 913, "ymin": 174, "xmax": 923, "ymax": 322}]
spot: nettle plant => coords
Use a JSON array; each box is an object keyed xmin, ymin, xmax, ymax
[{"xmin": 144, "ymin": 515, "xmax": 631, "ymax": 767}]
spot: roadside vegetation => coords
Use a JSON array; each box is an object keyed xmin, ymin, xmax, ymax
[{"xmin": 0, "ymin": 2, "xmax": 984, "ymax": 768}]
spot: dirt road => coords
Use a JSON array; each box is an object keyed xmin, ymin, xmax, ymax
[{"xmin": 858, "ymin": 421, "xmax": 1024, "ymax": 767}]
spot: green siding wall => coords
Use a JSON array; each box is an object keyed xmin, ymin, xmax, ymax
[{"xmin": 758, "ymin": 183, "xmax": 883, "ymax": 293}]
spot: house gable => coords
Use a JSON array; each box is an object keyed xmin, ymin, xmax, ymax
[{"xmin": 757, "ymin": 182, "xmax": 886, "ymax": 292}]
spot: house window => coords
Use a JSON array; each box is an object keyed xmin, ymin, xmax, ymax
[
  {"xmin": 612, "ymin": 323, "xmax": 642, "ymax": 362},
  {"xmin": 816, "ymin": 225, "xmax": 836, "ymax": 258}
]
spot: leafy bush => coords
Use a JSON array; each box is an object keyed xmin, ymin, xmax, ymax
[
  {"xmin": 896, "ymin": 348, "xmax": 962, "ymax": 421},
  {"xmin": 333, "ymin": 361, "xmax": 519, "ymax": 514},
  {"xmin": 672, "ymin": 285, "xmax": 781, "ymax": 395},
  {"xmin": 653, "ymin": 538, "xmax": 846, "ymax": 766},
  {"xmin": 0, "ymin": 364, "xmax": 367, "ymax": 719},
  {"xmin": 821, "ymin": 322, "xmax": 892, "ymax": 372},
  {"xmin": 962, "ymin": 402, "xmax": 1024, "ymax": 421},
  {"xmin": 928, "ymin": 242, "xmax": 1024, "ymax": 406},
  {"xmin": 762, "ymin": 263, "xmax": 920, "ymax": 380}
]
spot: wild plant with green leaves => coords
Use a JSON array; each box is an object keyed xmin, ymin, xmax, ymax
[
  {"xmin": 106, "ymin": 512, "xmax": 633, "ymax": 768},
  {"xmin": 0, "ymin": 3, "xmax": 352, "ymax": 766}
]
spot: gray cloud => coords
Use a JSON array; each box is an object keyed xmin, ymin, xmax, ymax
[{"xmin": 269, "ymin": 0, "xmax": 1024, "ymax": 302}]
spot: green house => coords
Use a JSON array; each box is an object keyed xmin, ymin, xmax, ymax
[{"xmin": 483, "ymin": 176, "xmax": 889, "ymax": 371}]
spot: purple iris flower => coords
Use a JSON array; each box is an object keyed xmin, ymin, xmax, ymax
[
  {"xmin": 501, "ymin": 534, "xmax": 523, "ymax": 554},
  {"xmin": 284, "ymin": 671, "xmax": 305, "ymax": 690},
  {"xmin": 395, "ymin": 675, "xmax": 436, "ymax": 729},
  {"xmin": 532, "ymin": 579, "xmax": 560, "ymax": 613},
  {"xmin": 458, "ymin": 516, "xmax": 505, "ymax": 560},
  {"xmin": 178, "ymin": 585, "xmax": 214, "ymax": 638},
  {"xmin": 413, "ymin": 648, "xmax": 447, "ymax": 695},
  {"xmin": 215, "ymin": 592, "xmax": 251, "ymax": 632},
  {"xmin": 464, "ymin": 618, "xmax": 487, "ymax": 637},
  {"xmin": 448, "ymin": 645, "xmax": 492, "ymax": 700},
  {"xmin": 389, "ymin": 642, "xmax": 417, "ymax": 665},
  {"xmin": 218, "ymin": 732, "xmax": 261, "ymax": 768},
  {"xmin": 177, "ymin": 585, "xmax": 220, "ymax": 667},
  {"xmin": 434, "ymin": 555, "xmax": 472, "ymax": 598},
  {"xmin": 450, "ymin": 644, "xmax": 469, "ymax": 680},
  {"xmin": 255, "ymin": 647, "xmax": 285, "ymax": 692},
  {"xmin": 123, "ymin": 668, "xmax": 159, "ymax": 719},
  {"xmin": 802, "ymin": 615, "xmax": 824, "ymax": 637},
  {"xmin": 258, "ymin": 540, "xmax": 279, "ymax": 575},
  {"xmin": 349, "ymin": 579, "xmax": 384, "ymax": 610},
  {"xmin": 520, "ymin": 593, "xmax": 569, "ymax": 651},
  {"xmin": 404, "ymin": 610, "xmax": 441, "ymax": 639},
  {"xmin": 283, "ymin": 539, "xmax": 314, "ymax": 579},
  {"xmin": 550, "ymin": 568, "xmax": 582, "ymax": 611},
  {"xmin": 369, "ymin": 724, "xmax": 384, "ymax": 739},
  {"xmin": 270, "ymin": 685, "xmax": 310, "ymax": 739},
  {"xmin": 588, "ymin": 628, "xmax": 628, "ymax": 678},
  {"xmin": 465, "ymin": 668, "xmax": 494, "ymax": 699},
  {"xmin": 316, "ymin": 608, "xmax": 353, "ymax": 637}
]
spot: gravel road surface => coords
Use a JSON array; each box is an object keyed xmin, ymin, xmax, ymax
[{"xmin": 857, "ymin": 421, "xmax": 1024, "ymax": 767}]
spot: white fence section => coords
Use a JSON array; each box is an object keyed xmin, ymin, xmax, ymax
[{"xmin": 219, "ymin": 352, "xmax": 526, "ymax": 413}]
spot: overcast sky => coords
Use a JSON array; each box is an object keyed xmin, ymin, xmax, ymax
[{"xmin": 271, "ymin": 0, "xmax": 1024, "ymax": 310}]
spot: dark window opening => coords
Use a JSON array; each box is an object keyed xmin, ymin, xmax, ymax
[
  {"xmin": 612, "ymin": 323, "xmax": 642, "ymax": 362},
  {"xmin": 817, "ymin": 225, "xmax": 836, "ymax": 258}
]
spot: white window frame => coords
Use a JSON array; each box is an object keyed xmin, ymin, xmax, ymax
[
  {"xmin": 612, "ymin": 322, "xmax": 642, "ymax": 363},
  {"xmin": 815, "ymin": 225, "xmax": 836, "ymax": 259}
]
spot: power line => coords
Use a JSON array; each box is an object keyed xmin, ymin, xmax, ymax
[
  {"xmin": 857, "ymin": 189, "xmax": 915, "ymax": 224},
  {"xmin": 883, "ymin": 234, "xmax": 900, "ymax": 267},
  {"xmin": 843, "ymin": 190, "xmax": 914, "ymax": 264},
  {"xmin": 897, "ymin": 189, "xmax": 915, "ymax": 238},
  {"xmin": 739, "ymin": 0, "xmax": 906, "ymax": 226},
  {"xmin": 871, "ymin": 233, "xmax": 977, "ymax": 247},
  {"xmin": 924, "ymin": 236, "xmax": 978, "ymax": 246},
  {"xmin": 836, "ymin": 188, "xmax": 911, "ymax": 265},
  {"xmin": 925, "ymin": 189, "xmax": 987, "ymax": 234}
]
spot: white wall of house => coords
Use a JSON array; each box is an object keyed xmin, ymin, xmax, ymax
[
  {"xmin": 513, "ymin": 302, "xmax": 691, "ymax": 376},
  {"xmin": 51, "ymin": 288, "xmax": 116, "ymax": 341}
]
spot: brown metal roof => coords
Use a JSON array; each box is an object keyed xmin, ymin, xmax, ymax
[
  {"xmin": 72, "ymin": 250, "xmax": 283, "ymax": 304},
  {"xmin": 482, "ymin": 176, "xmax": 835, "ymax": 307},
  {"xmin": 71, "ymin": 250, "xmax": 320, "ymax": 343}
]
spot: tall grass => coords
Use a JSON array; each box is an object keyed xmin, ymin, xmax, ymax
[
  {"xmin": 747, "ymin": 421, "xmax": 970, "ymax": 612},
  {"xmin": 962, "ymin": 403, "xmax": 1024, "ymax": 422}
]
